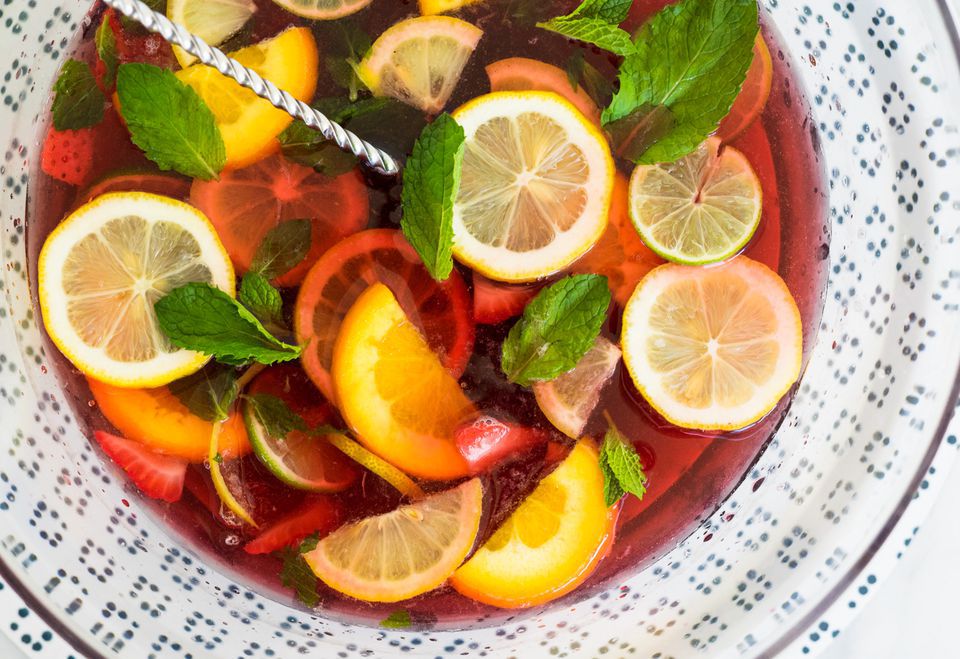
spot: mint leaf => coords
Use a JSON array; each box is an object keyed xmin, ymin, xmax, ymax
[
  {"xmin": 95, "ymin": 16, "xmax": 119, "ymax": 89},
  {"xmin": 249, "ymin": 220, "xmax": 312, "ymax": 281},
  {"xmin": 572, "ymin": 0, "xmax": 633, "ymax": 23},
  {"xmin": 603, "ymin": 0, "xmax": 758, "ymax": 164},
  {"xmin": 52, "ymin": 60, "xmax": 106, "ymax": 131},
  {"xmin": 501, "ymin": 275, "xmax": 610, "ymax": 387},
  {"xmin": 381, "ymin": 610, "xmax": 412, "ymax": 629},
  {"xmin": 279, "ymin": 534, "xmax": 321, "ymax": 608},
  {"xmin": 239, "ymin": 273, "xmax": 284, "ymax": 327},
  {"xmin": 539, "ymin": 17, "xmax": 635, "ymax": 56},
  {"xmin": 117, "ymin": 63, "xmax": 226, "ymax": 180},
  {"xmin": 318, "ymin": 20, "xmax": 371, "ymax": 101},
  {"xmin": 155, "ymin": 283, "xmax": 301, "ymax": 365},
  {"xmin": 401, "ymin": 114, "xmax": 465, "ymax": 281},
  {"xmin": 606, "ymin": 104, "xmax": 677, "ymax": 161},
  {"xmin": 246, "ymin": 393, "xmax": 308, "ymax": 439},
  {"xmin": 565, "ymin": 51, "xmax": 614, "ymax": 108},
  {"xmin": 168, "ymin": 363, "xmax": 239, "ymax": 422},
  {"xmin": 599, "ymin": 421, "xmax": 648, "ymax": 507}
]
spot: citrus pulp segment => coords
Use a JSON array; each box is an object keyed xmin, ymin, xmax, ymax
[
  {"xmin": 38, "ymin": 192, "xmax": 235, "ymax": 389},
  {"xmin": 167, "ymin": 0, "xmax": 257, "ymax": 67},
  {"xmin": 176, "ymin": 27, "xmax": 318, "ymax": 169},
  {"xmin": 332, "ymin": 283, "xmax": 475, "ymax": 481},
  {"xmin": 451, "ymin": 441, "xmax": 615, "ymax": 608},
  {"xmin": 628, "ymin": 137, "xmax": 763, "ymax": 265},
  {"xmin": 304, "ymin": 478, "xmax": 483, "ymax": 602},
  {"xmin": 270, "ymin": 0, "xmax": 372, "ymax": 19},
  {"xmin": 357, "ymin": 16, "xmax": 483, "ymax": 113},
  {"xmin": 621, "ymin": 257, "xmax": 803, "ymax": 431},
  {"xmin": 451, "ymin": 91, "xmax": 614, "ymax": 282}
]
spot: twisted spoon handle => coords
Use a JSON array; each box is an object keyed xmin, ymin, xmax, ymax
[{"xmin": 100, "ymin": 0, "xmax": 400, "ymax": 176}]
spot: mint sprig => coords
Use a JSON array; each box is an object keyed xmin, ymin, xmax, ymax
[
  {"xmin": 245, "ymin": 393, "xmax": 309, "ymax": 439},
  {"xmin": 239, "ymin": 273, "xmax": 284, "ymax": 327},
  {"xmin": 52, "ymin": 60, "xmax": 106, "ymax": 131},
  {"xmin": 599, "ymin": 419, "xmax": 648, "ymax": 507},
  {"xmin": 168, "ymin": 362, "xmax": 240, "ymax": 423},
  {"xmin": 155, "ymin": 283, "xmax": 301, "ymax": 365},
  {"xmin": 95, "ymin": 16, "xmax": 119, "ymax": 89},
  {"xmin": 249, "ymin": 220, "xmax": 313, "ymax": 282},
  {"xmin": 538, "ymin": 0, "xmax": 635, "ymax": 56},
  {"xmin": 401, "ymin": 114, "xmax": 465, "ymax": 281},
  {"xmin": 381, "ymin": 610, "xmax": 412, "ymax": 629},
  {"xmin": 603, "ymin": 0, "xmax": 758, "ymax": 164},
  {"xmin": 501, "ymin": 274, "xmax": 610, "ymax": 387},
  {"xmin": 279, "ymin": 534, "xmax": 321, "ymax": 608},
  {"xmin": 117, "ymin": 63, "xmax": 226, "ymax": 180}
]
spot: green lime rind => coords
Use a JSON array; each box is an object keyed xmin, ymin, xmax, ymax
[{"xmin": 630, "ymin": 207, "xmax": 761, "ymax": 267}]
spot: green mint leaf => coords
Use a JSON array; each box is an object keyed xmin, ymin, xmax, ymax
[
  {"xmin": 239, "ymin": 273, "xmax": 284, "ymax": 327},
  {"xmin": 51, "ymin": 60, "xmax": 106, "ymax": 131},
  {"xmin": 154, "ymin": 283, "xmax": 302, "ymax": 365},
  {"xmin": 95, "ymin": 16, "xmax": 119, "ymax": 89},
  {"xmin": 117, "ymin": 63, "xmax": 226, "ymax": 180},
  {"xmin": 168, "ymin": 363, "xmax": 239, "ymax": 422},
  {"xmin": 569, "ymin": 0, "xmax": 633, "ymax": 23},
  {"xmin": 279, "ymin": 534, "xmax": 321, "ymax": 608},
  {"xmin": 401, "ymin": 114, "xmax": 465, "ymax": 281},
  {"xmin": 496, "ymin": 0, "xmax": 558, "ymax": 25},
  {"xmin": 249, "ymin": 220, "xmax": 313, "ymax": 281},
  {"xmin": 605, "ymin": 103, "xmax": 677, "ymax": 161},
  {"xmin": 603, "ymin": 0, "xmax": 758, "ymax": 164},
  {"xmin": 246, "ymin": 393, "xmax": 308, "ymax": 439},
  {"xmin": 538, "ymin": 17, "xmax": 635, "ymax": 56},
  {"xmin": 599, "ymin": 421, "xmax": 648, "ymax": 507},
  {"xmin": 381, "ymin": 610, "xmax": 412, "ymax": 629},
  {"xmin": 564, "ymin": 51, "xmax": 614, "ymax": 108},
  {"xmin": 279, "ymin": 121, "xmax": 359, "ymax": 176},
  {"xmin": 501, "ymin": 274, "xmax": 611, "ymax": 387},
  {"xmin": 319, "ymin": 20, "xmax": 371, "ymax": 101}
]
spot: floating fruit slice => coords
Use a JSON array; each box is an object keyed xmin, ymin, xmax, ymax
[
  {"xmin": 88, "ymin": 378, "xmax": 250, "ymax": 462},
  {"xmin": 38, "ymin": 192, "xmax": 235, "ymax": 388},
  {"xmin": 93, "ymin": 430, "xmax": 187, "ymax": 503},
  {"xmin": 628, "ymin": 137, "xmax": 762, "ymax": 266},
  {"xmin": 533, "ymin": 337, "xmax": 621, "ymax": 439},
  {"xmin": 621, "ymin": 257, "xmax": 803, "ymax": 431},
  {"xmin": 177, "ymin": 27, "xmax": 318, "ymax": 169},
  {"xmin": 571, "ymin": 173, "xmax": 663, "ymax": 306},
  {"xmin": 294, "ymin": 229, "xmax": 474, "ymax": 403},
  {"xmin": 78, "ymin": 171, "xmax": 192, "ymax": 207},
  {"xmin": 244, "ymin": 365, "xmax": 359, "ymax": 492},
  {"xmin": 454, "ymin": 415, "xmax": 547, "ymax": 475},
  {"xmin": 485, "ymin": 57, "xmax": 601, "ymax": 125},
  {"xmin": 167, "ymin": 0, "xmax": 257, "ymax": 67},
  {"xmin": 324, "ymin": 433, "xmax": 425, "ymax": 499},
  {"xmin": 451, "ymin": 441, "xmax": 614, "ymax": 608},
  {"xmin": 304, "ymin": 478, "xmax": 483, "ymax": 602},
  {"xmin": 717, "ymin": 35, "xmax": 773, "ymax": 143},
  {"xmin": 271, "ymin": 0, "xmax": 372, "ymax": 19},
  {"xmin": 190, "ymin": 153, "xmax": 369, "ymax": 287},
  {"xmin": 451, "ymin": 91, "xmax": 614, "ymax": 282},
  {"xmin": 358, "ymin": 16, "xmax": 482, "ymax": 113},
  {"xmin": 419, "ymin": 0, "xmax": 482, "ymax": 14},
  {"xmin": 333, "ymin": 283, "xmax": 475, "ymax": 480},
  {"xmin": 244, "ymin": 495, "xmax": 342, "ymax": 555}
]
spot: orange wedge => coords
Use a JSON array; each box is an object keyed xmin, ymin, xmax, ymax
[
  {"xmin": 486, "ymin": 57, "xmax": 601, "ymax": 126},
  {"xmin": 332, "ymin": 283, "xmax": 475, "ymax": 480},
  {"xmin": 717, "ymin": 34, "xmax": 773, "ymax": 143}
]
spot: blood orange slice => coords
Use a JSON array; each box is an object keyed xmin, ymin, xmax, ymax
[
  {"xmin": 190, "ymin": 152, "xmax": 369, "ymax": 287},
  {"xmin": 294, "ymin": 229, "xmax": 475, "ymax": 403}
]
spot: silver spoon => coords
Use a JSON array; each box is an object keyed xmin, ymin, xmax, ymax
[{"xmin": 100, "ymin": 0, "xmax": 400, "ymax": 176}]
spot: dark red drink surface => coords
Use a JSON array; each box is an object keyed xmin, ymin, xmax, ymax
[{"xmin": 26, "ymin": 0, "xmax": 828, "ymax": 629}]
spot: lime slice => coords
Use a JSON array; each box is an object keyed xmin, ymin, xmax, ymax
[
  {"xmin": 628, "ymin": 137, "xmax": 762, "ymax": 265},
  {"xmin": 167, "ymin": 0, "xmax": 257, "ymax": 68}
]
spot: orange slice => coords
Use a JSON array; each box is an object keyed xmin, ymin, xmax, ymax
[
  {"xmin": 332, "ymin": 283, "xmax": 475, "ymax": 480},
  {"xmin": 717, "ymin": 35, "xmax": 773, "ymax": 143},
  {"xmin": 622, "ymin": 256, "xmax": 803, "ymax": 431},
  {"xmin": 304, "ymin": 478, "xmax": 483, "ymax": 602},
  {"xmin": 451, "ymin": 440, "xmax": 615, "ymax": 608},
  {"xmin": 485, "ymin": 57, "xmax": 601, "ymax": 126}
]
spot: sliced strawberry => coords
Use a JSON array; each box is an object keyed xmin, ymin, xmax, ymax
[
  {"xmin": 472, "ymin": 275, "xmax": 540, "ymax": 325},
  {"xmin": 41, "ymin": 127, "xmax": 96, "ymax": 187},
  {"xmin": 244, "ymin": 495, "xmax": 342, "ymax": 555},
  {"xmin": 454, "ymin": 414, "xmax": 548, "ymax": 475},
  {"xmin": 93, "ymin": 431, "xmax": 187, "ymax": 503}
]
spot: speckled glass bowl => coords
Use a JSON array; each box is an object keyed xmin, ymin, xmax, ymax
[{"xmin": 2, "ymin": 1, "xmax": 960, "ymax": 657}]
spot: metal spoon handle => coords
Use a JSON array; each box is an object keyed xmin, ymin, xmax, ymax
[{"xmin": 100, "ymin": 0, "xmax": 400, "ymax": 176}]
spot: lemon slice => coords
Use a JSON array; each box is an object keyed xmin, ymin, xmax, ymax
[
  {"xmin": 451, "ymin": 441, "xmax": 615, "ymax": 608},
  {"xmin": 358, "ymin": 16, "xmax": 483, "ymax": 113},
  {"xmin": 419, "ymin": 0, "xmax": 482, "ymax": 14},
  {"xmin": 533, "ymin": 336, "xmax": 621, "ymax": 439},
  {"xmin": 167, "ymin": 0, "xmax": 257, "ymax": 67},
  {"xmin": 271, "ymin": 0, "xmax": 372, "ymax": 18},
  {"xmin": 629, "ymin": 137, "xmax": 762, "ymax": 265},
  {"xmin": 451, "ymin": 91, "xmax": 614, "ymax": 282},
  {"xmin": 304, "ymin": 478, "xmax": 483, "ymax": 602},
  {"xmin": 177, "ymin": 27, "xmax": 318, "ymax": 169},
  {"xmin": 622, "ymin": 257, "xmax": 802, "ymax": 431},
  {"xmin": 38, "ymin": 193, "xmax": 235, "ymax": 389}
]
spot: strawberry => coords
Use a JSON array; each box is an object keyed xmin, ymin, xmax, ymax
[
  {"xmin": 107, "ymin": 10, "xmax": 176, "ymax": 69},
  {"xmin": 41, "ymin": 127, "xmax": 95, "ymax": 186},
  {"xmin": 472, "ymin": 275, "xmax": 540, "ymax": 325},
  {"xmin": 93, "ymin": 431, "xmax": 187, "ymax": 503},
  {"xmin": 454, "ymin": 414, "xmax": 548, "ymax": 475},
  {"xmin": 244, "ymin": 495, "xmax": 342, "ymax": 555}
]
